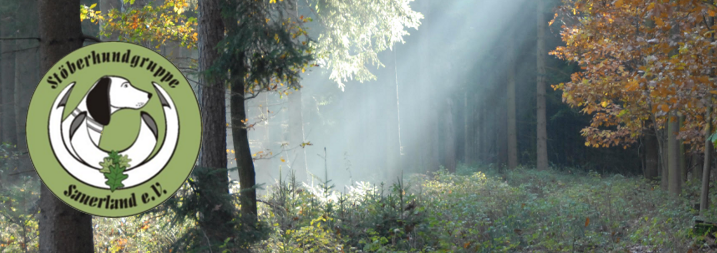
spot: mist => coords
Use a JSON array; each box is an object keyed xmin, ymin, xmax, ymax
[{"xmin": 227, "ymin": 0, "xmax": 544, "ymax": 190}]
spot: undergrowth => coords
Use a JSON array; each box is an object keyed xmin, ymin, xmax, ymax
[{"xmin": 3, "ymin": 159, "xmax": 717, "ymax": 252}]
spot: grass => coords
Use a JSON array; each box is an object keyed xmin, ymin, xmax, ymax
[{"xmin": 2, "ymin": 162, "xmax": 717, "ymax": 252}]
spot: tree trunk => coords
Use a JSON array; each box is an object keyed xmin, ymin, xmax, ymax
[
  {"xmin": 507, "ymin": 46, "xmax": 518, "ymax": 170},
  {"xmin": 419, "ymin": 0, "xmax": 437, "ymax": 172},
  {"xmin": 386, "ymin": 49, "xmax": 401, "ymax": 177},
  {"xmin": 1, "ymin": 11, "xmax": 17, "ymax": 146},
  {"xmin": 464, "ymin": 92, "xmax": 471, "ymax": 164},
  {"xmin": 220, "ymin": 5, "xmax": 258, "ymax": 231},
  {"xmin": 668, "ymin": 113, "xmax": 680, "ymax": 195},
  {"xmin": 644, "ymin": 126, "xmax": 659, "ymax": 180},
  {"xmin": 15, "ymin": 0, "xmax": 39, "ymax": 179},
  {"xmin": 680, "ymin": 115, "xmax": 687, "ymax": 182},
  {"xmin": 481, "ymin": 103, "xmax": 488, "ymax": 163},
  {"xmin": 701, "ymin": 107, "xmax": 712, "ymax": 216},
  {"xmin": 692, "ymin": 152, "xmax": 702, "ymax": 182},
  {"xmin": 197, "ymin": 0, "xmax": 233, "ymax": 244},
  {"xmin": 660, "ymin": 127, "xmax": 669, "ymax": 191},
  {"xmin": 444, "ymin": 98, "xmax": 456, "ymax": 172},
  {"xmin": 494, "ymin": 93, "xmax": 506, "ymax": 166},
  {"xmin": 536, "ymin": 0, "xmax": 549, "ymax": 171},
  {"xmin": 38, "ymin": 1, "xmax": 94, "ymax": 252},
  {"xmin": 230, "ymin": 67, "xmax": 258, "ymax": 230}
]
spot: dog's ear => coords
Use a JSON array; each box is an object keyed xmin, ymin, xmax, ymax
[{"xmin": 87, "ymin": 76, "xmax": 111, "ymax": 125}]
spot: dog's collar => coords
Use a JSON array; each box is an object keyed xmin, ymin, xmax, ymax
[
  {"xmin": 87, "ymin": 118, "xmax": 103, "ymax": 133},
  {"xmin": 74, "ymin": 109, "xmax": 104, "ymax": 133}
]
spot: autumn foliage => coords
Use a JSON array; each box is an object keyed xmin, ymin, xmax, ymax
[
  {"xmin": 551, "ymin": 0, "xmax": 717, "ymax": 149},
  {"xmin": 81, "ymin": 0, "xmax": 197, "ymax": 49}
]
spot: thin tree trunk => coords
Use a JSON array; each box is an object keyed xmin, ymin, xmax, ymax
[
  {"xmin": 288, "ymin": 89, "xmax": 307, "ymax": 182},
  {"xmin": 472, "ymin": 96, "xmax": 480, "ymax": 164},
  {"xmin": 386, "ymin": 48, "xmax": 401, "ymax": 177},
  {"xmin": 419, "ymin": 0, "xmax": 437, "ymax": 172},
  {"xmin": 445, "ymin": 98, "xmax": 456, "ymax": 172},
  {"xmin": 659, "ymin": 126, "xmax": 669, "ymax": 191},
  {"xmin": 666, "ymin": 11, "xmax": 681, "ymax": 193},
  {"xmin": 221, "ymin": 4, "xmax": 258, "ymax": 230},
  {"xmin": 692, "ymin": 152, "xmax": 702, "ymax": 182},
  {"xmin": 197, "ymin": 0, "xmax": 233, "ymax": 244},
  {"xmin": 230, "ymin": 67, "xmax": 258, "ymax": 231},
  {"xmin": 644, "ymin": 125, "xmax": 659, "ymax": 180},
  {"xmin": 38, "ymin": 0, "xmax": 93, "ymax": 252},
  {"xmin": 668, "ymin": 113, "xmax": 680, "ymax": 195},
  {"xmin": 507, "ymin": 45, "xmax": 518, "ymax": 170},
  {"xmin": 701, "ymin": 107, "xmax": 712, "ymax": 216},
  {"xmin": 464, "ymin": 92, "xmax": 471, "ymax": 164},
  {"xmin": 1, "ymin": 11, "xmax": 17, "ymax": 146},
  {"xmin": 15, "ymin": 0, "xmax": 39, "ymax": 179},
  {"xmin": 536, "ymin": 0, "xmax": 549, "ymax": 171},
  {"xmin": 14, "ymin": 39, "xmax": 34, "ymax": 175},
  {"xmin": 481, "ymin": 104, "xmax": 488, "ymax": 163},
  {"xmin": 680, "ymin": 115, "xmax": 687, "ymax": 182}
]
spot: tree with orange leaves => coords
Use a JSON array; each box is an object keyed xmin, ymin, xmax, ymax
[
  {"xmin": 552, "ymin": 0, "xmax": 716, "ymax": 152},
  {"xmin": 551, "ymin": 0, "xmax": 717, "ymax": 193}
]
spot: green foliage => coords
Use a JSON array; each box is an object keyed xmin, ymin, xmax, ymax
[
  {"xmin": 146, "ymin": 165, "xmax": 271, "ymax": 252},
  {"xmin": 0, "ymin": 144, "xmax": 40, "ymax": 252},
  {"xmin": 3, "ymin": 159, "xmax": 716, "ymax": 252},
  {"xmin": 102, "ymin": 151, "xmax": 131, "ymax": 192},
  {"xmin": 80, "ymin": 0, "xmax": 197, "ymax": 49},
  {"xmin": 211, "ymin": 0, "xmax": 314, "ymax": 99},
  {"xmin": 305, "ymin": 0, "xmax": 423, "ymax": 89}
]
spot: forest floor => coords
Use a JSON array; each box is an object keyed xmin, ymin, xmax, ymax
[{"xmin": 2, "ymin": 164, "xmax": 717, "ymax": 252}]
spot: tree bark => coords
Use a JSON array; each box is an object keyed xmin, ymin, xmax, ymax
[
  {"xmin": 660, "ymin": 127, "xmax": 669, "ymax": 191},
  {"xmin": 444, "ymin": 98, "xmax": 456, "ymax": 172},
  {"xmin": 1, "ymin": 10, "xmax": 17, "ymax": 146},
  {"xmin": 507, "ymin": 45, "xmax": 518, "ymax": 170},
  {"xmin": 220, "ymin": 4, "xmax": 258, "ymax": 231},
  {"xmin": 692, "ymin": 152, "xmax": 702, "ymax": 182},
  {"xmin": 197, "ymin": 0, "xmax": 233, "ymax": 244},
  {"xmin": 38, "ymin": 0, "xmax": 94, "ymax": 252},
  {"xmin": 536, "ymin": 0, "xmax": 549, "ymax": 171},
  {"xmin": 679, "ymin": 115, "xmax": 687, "ymax": 182},
  {"xmin": 464, "ymin": 92, "xmax": 471, "ymax": 164},
  {"xmin": 644, "ymin": 126, "xmax": 659, "ymax": 180},
  {"xmin": 701, "ymin": 107, "xmax": 712, "ymax": 216},
  {"xmin": 481, "ymin": 103, "xmax": 488, "ymax": 163},
  {"xmin": 668, "ymin": 113, "xmax": 680, "ymax": 195},
  {"xmin": 15, "ymin": 0, "xmax": 39, "ymax": 179},
  {"xmin": 230, "ymin": 67, "xmax": 258, "ymax": 230}
]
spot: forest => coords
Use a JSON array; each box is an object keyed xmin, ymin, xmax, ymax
[{"xmin": 2, "ymin": 0, "xmax": 717, "ymax": 252}]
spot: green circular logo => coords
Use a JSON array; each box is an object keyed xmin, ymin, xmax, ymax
[{"xmin": 27, "ymin": 42, "xmax": 201, "ymax": 217}]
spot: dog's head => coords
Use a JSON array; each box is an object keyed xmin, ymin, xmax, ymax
[{"xmin": 86, "ymin": 76, "xmax": 152, "ymax": 125}]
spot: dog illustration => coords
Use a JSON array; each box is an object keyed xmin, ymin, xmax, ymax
[
  {"xmin": 59, "ymin": 76, "xmax": 160, "ymax": 170},
  {"xmin": 50, "ymin": 78, "xmax": 179, "ymax": 189}
]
